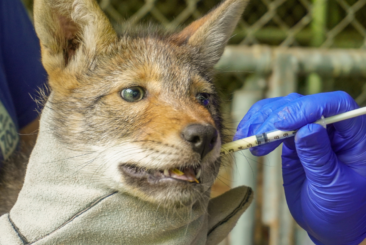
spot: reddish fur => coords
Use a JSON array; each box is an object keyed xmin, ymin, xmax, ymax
[
  {"xmin": 170, "ymin": 15, "xmax": 211, "ymax": 45},
  {"xmin": 0, "ymin": 0, "xmax": 248, "ymax": 213}
]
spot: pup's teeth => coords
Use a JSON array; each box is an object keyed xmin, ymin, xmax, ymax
[
  {"xmin": 169, "ymin": 168, "xmax": 200, "ymax": 183},
  {"xmin": 171, "ymin": 168, "xmax": 184, "ymax": 176},
  {"xmin": 196, "ymin": 169, "xmax": 201, "ymax": 179},
  {"xmin": 164, "ymin": 169, "xmax": 169, "ymax": 176}
]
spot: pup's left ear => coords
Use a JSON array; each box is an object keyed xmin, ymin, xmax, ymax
[
  {"xmin": 33, "ymin": 0, "xmax": 117, "ymax": 93},
  {"xmin": 171, "ymin": 0, "xmax": 248, "ymax": 68}
]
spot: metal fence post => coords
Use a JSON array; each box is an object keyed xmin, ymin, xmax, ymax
[
  {"xmin": 311, "ymin": 0, "xmax": 327, "ymax": 47},
  {"xmin": 230, "ymin": 75, "xmax": 266, "ymax": 245},
  {"xmin": 263, "ymin": 51, "xmax": 298, "ymax": 245},
  {"xmin": 308, "ymin": 0, "xmax": 328, "ymax": 95}
]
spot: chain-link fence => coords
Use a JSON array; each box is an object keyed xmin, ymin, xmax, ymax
[
  {"xmin": 22, "ymin": 0, "xmax": 366, "ymax": 49},
  {"xmin": 21, "ymin": 0, "xmax": 366, "ymax": 100},
  {"xmin": 21, "ymin": 1, "xmax": 366, "ymax": 245}
]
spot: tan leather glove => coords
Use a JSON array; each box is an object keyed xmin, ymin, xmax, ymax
[{"xmin": 0, "ymin": 104, "xmax": 253, "ymax": 245}]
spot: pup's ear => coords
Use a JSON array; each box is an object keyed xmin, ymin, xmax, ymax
[
  {"xmin": 172, "ymin": 0, "xmax": 247, "ymax": 68},
  {"xmin": 33, "ymin": 0, "xmax": 117, "ymax": 92}
]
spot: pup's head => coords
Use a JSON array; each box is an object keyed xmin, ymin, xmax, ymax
[{"xmin": 33, "ymin": 0, "xmax": 247, "ymax": 207}]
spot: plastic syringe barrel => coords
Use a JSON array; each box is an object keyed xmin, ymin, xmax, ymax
[{"xmin": 220, "ymin": 129, "xmax": 296, "ymax": 156}]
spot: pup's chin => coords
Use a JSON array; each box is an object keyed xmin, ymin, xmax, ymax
[{"xmin": 118, "ymin": 162, "xmax": 219, "ymax": 207}]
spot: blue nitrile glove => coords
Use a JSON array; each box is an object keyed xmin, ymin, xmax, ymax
[{"xmin": 234, "ymin": 91, "xmax": 366, "ymax": 245}]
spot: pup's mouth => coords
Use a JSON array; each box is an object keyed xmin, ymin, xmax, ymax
[{"xmin": 121, "ymin": 164, "xmax": 201, "ymax": 184}]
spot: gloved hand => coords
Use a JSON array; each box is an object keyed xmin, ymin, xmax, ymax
[{"xmin": 234, "ymin": 91, "xmax": 366, "ymax": 245}]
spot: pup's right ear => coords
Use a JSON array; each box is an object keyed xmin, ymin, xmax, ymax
[
  {"xmin": 33, "ymin": 0, "xmax": 117, "ymax": 93},
  {"xmin": 171, "ymin": 0, "xmax": 247, "ymax": 69}
]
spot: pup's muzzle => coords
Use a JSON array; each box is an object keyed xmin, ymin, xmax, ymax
[{"xmin": 182, "ymin": 124, "xmax": 218, "ymax": 159}]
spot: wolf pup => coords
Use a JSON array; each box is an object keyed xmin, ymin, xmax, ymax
[{"xmin": 0, "ymin": 0, "xmax": 253, "ymax": 244}]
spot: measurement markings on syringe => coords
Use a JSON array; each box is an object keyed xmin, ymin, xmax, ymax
[{"xmin": 221, "ymin": 107, "xmax": 366, "ymax": 155}]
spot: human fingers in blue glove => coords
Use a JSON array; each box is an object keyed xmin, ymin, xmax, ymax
[{"xmin": 235, "ymin": 91, "xmax": 366, "ymax": 245}]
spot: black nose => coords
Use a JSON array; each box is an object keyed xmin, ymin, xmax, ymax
[{"xmin": 182, "ymin": 124, "xmax": 218, "ymax": 159}]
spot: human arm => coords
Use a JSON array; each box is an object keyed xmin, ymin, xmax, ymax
[
  {"xmin": 235, "ymin": 91, "xmax": 366, "ymax": 245},
  {"xmin": 1, "ymin": 0, "xmax": 46, "ymax": 132},
  {"xmin": 0, "ymin": 0, "xmax": 46, "ymax": 149}
]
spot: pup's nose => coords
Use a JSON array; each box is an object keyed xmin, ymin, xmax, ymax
[{"xmin": 182, "ymin": 124, "xmax": 218, "ymax": 159}]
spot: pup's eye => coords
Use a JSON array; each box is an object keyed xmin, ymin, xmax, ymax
[
  {"xmin": 121, "ymin": 87, "xmax": 145, "ymax": 102},
  {"xmin": 196, "ymin": 93, "xmax": 210, "ymax": 106}
]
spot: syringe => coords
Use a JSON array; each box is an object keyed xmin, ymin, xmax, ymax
[{"xmin": 220, "ymin": 107, "xmax": 366, "ymax": 156}]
